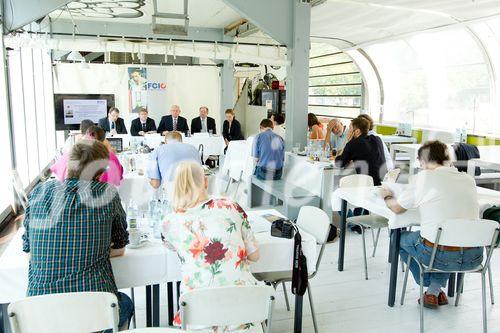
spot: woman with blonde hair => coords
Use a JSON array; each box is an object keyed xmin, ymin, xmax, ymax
[{"xmin": 162, "ymin": 161, "xmax": 261, "ymax": 332}]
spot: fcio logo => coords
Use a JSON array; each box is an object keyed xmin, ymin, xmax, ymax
[{"xmin": 147, "ymin": 82, "xmax": 167, "ymax": 90}]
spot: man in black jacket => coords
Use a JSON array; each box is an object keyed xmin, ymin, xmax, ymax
[
  {"xmin": 98, "ymin": 107, "xmax": 128, "ymax": 134},
  {"xmin": 157, "ymin": 105, "xmax": 189, "ymax": 136},
  {"xmin": 130, "ymin": 108, "xmax": 157, "ymax": 136},
  {"xmin": 335, "ymin": 117, "xmax": 387, "ymax": 185},
  {"xmin": 191, "ymin": 106, "xmax": 216, "ymax": 135}
]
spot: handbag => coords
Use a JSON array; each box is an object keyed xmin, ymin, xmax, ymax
[{"xmin": 291, "ymin": 226, "xmax": 308, "ymax": 296}]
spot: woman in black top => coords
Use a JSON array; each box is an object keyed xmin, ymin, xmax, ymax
[{"xmin": 222, "ymin": 109, "xmax": 244, "ymax": 150}]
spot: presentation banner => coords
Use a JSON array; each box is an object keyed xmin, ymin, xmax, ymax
[{"xmin": 128, "ymin": 67, "xmax": 148, "ymax": 113}]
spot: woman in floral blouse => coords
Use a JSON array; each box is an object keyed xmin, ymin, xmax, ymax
[{"xmin": 163, "ymin": 161, "xmax": 261, "ymax": 332}]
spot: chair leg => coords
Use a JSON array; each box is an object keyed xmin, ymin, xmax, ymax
[
  {"xmin": 282, "ymin": 281, "xmax": 291, "ymax": 311},
  {"xmin": 361, "ymin": 227, "xmax": 369, "ymax": 280},
  {"xmin": 307, "ymin": 282, "xmax": 319, "ymax": 333},
  {"xmin": 455, "ymin": 274, "xmax": 466, "ymax": 307},
  {"xmin": 370, "ymin": 228, "xmax": 375, "ymax": 244},
  {"xmin": 419, "ymin": 270, "xmax": 425, "ymax": 333},
  {"xmin": 488, "ymin": 263, "xmax": 495, "ymax": 305},
  {"xmin": 401, "ymin": 256, "xmax": 411, "ymax": 305},
  {"xmin": 482, "ymin": 272, "xmax": 488, "ymax": 333},
  {"xmin": 372, "ymin": 228, "xmax": 381, "ymax": 257},
  {"xmin": 131, "ymin": 287, "xmax": 136, "ymax": 329}
]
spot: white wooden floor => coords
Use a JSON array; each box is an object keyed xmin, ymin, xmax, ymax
[{"xmin": 129, "ymin": 227, "xmax": 500, "ymax": 333}]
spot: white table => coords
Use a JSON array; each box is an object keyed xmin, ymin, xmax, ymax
[
  {"xmin": 390, "ymin": 143, "xmax": 459, "ymax": 176},
  {"xmin": 390, "ymin": 143, "xmax": 500, "ymax": 177},
  {"xmin": 468, "ymin": 146, "xmax": 500, "ymax": 176},
  {"xmin": 331, "ymin": 185, "xmax": 500, "ymax": 307},
  {"xmin": 380, "ymin": 135, "xmax": 417, "ymax": 145},
  {"xmin": 112, "ymin": 134, "xmax": 225, "ymax": 162},
  {"xmin": 0, "ymin": 209, "xmax": 316, "ymax": 331},
  {"xmin": 283, "ymin": 153, "xmax": 353, "ymax": 219}
]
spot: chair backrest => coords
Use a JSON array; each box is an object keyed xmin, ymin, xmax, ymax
[
  {"xmin": 8, "ymin": 292, "xmax": 119, "ymax": 333},
  {"xmin": 339, "ymin": 174, "xmax": 374, "ymax": 188},
  {"xmin": 180, "ymin": 285, "xmax": 275, "ymax": 330},
  {"xmin": 223, "ymin": 140, "xmax": 250, "ymax": 181},
  {"xmin": 435, "ymin": 219, "xmax": 500, "ymax": 248},
  {"xmin": 296, "ymin": 206, "xmax": 331, "ymax": 245},
  {"xmin": 383, "ymin": 168, "xmax": 401, "ymax": 183}
]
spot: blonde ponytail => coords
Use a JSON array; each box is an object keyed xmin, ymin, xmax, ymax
[{"xmin": 172, "ymin": 161, "xmax": 207, "ymax": 211}]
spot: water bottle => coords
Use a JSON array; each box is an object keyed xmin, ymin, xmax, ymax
[{"xmin": 127, "ymin": 199, "xmax": 138, "ymax": 229}]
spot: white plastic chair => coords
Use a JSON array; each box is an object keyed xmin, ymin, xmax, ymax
[
  {"xmin": 339, "ymin": 174, "xmax": 389, "ymax": 280},
  {"xmin": 122, "ymin": 328, "xmax": 186, "ymax": 332},
  {"xmin": 8, "ymin": 292, "xmax": 119, "ymax": 333},
  {"xmin": 252, "ymin": 206, "xmax": 331, "ymax": 333},
  {"xmin": 400, "ymin": 219, "xmax": 500, "ymax": 333},
  {"xmin": 221, "ymin": 140, "xmax": 249, "ymax": 199},
  {"xmin": 179, "ymin": 285, "xmax": 275, "ymax": 333}
]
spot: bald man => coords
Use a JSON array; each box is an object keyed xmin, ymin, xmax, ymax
[
  {"xmin": 157, "ymin": 105, "xmax": 190, "ymax": 136},
  {"xmin": 325, "ymin": 118, "xmax": 349, "ymax": 151},
  {"xmin": 147, "ymin": 131, "xmax": 201, "ymax": 189}
]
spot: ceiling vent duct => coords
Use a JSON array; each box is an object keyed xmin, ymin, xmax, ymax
[{"xmin": 152, "ymin": 0, "xmax": 190, "ymax": 36}]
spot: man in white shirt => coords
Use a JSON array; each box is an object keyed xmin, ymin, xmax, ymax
[{"xmin": 381, "ymin": 140, "xmax": 483, "ymax": 309}]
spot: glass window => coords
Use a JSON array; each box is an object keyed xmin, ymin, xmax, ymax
[
  {"xmin": 8, "ymin": 49, "xmax": 29, "ymax": 187},
  {"xmin": 0, "ymin": 40, "xmax": 14, "ymax": 211},
  {"xmin": 364, "ymin": 28, "xmax": 492, "ymax": 134},
  {"xmin": 21, "ymin": 48, "xmax": 41, "ymax": 182},
  {"xmin": 309, "ymin": 43, "xmax": 363, "ymax": 119},
  {"xmin": 8, "ymin": 47, "xmax": 56, "ymax": 187},
  {"xmin": 471, "ymin": 18, "xmax": 500, "ymax": 135}
]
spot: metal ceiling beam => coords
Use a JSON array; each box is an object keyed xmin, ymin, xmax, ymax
[
  {"xmin": 152, "ymin": 0, "xmax": 189, "ymax": 36},
  {"xmin": 223, "ymin": 0, "xmax": 312, "ymax": 151},
  {"xmin": 2, "ymin": 0, "xmax": 72, "ymax": 33},
  {"xmin": 47, "ymin": 19, "xmax": 224, "ymax": 43},
  {"xmin": 223, "ymin": 0, "xmax": 293, "ymax": 46}
]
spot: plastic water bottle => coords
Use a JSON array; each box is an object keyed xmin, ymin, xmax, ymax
[{"xmin": 127, "ymin": 199, "xmax": 138, "ymax": 229}]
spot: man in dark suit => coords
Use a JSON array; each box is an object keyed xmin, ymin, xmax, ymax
[
  {"xmin": 191, "ymin": 106, "xmax": 216, "ymax": 135},
  {"xmin": 98, "ymin": 107, "xmax": 128, "ymax": 134},
  {"xmin": 130, "ymin": 108, "xmax": 157, "ymax": 136},
  {"xmin": 157, "ymin": 105, "xmax": 189, "ymax": 135},
  {"xmin": 335, "ymin": 117, "xmax": 387, "ymax": 185}
]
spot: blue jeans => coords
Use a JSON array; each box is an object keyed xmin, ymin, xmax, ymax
[
  {"xmin": 104, "ymin": 292, "xmax": 134, "ymax": 332},
  {"xmin": 400, "ymin": 231, "xmax": 484, "ymax": 288},
  {"xmin": 254, "ymin": 166, "xmax": 283, "ymax": 181}
]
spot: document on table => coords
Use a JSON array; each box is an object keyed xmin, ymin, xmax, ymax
[
  {"xmin": 247, "ymin": 210, "xmax": 284, "ymax": 234},
  {"xmin": 248, "ymin": 216, "xmax": 271, "ymax": 234},
  {"xmin": 381, "ymin": 182, "xmax": 407, "ymax": 198}
]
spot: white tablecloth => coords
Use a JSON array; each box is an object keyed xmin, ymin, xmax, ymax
[
  {"xmin": 380, "ymin": 135, "xmax": 417, "ymax": 145},
  {"xmin": 0, "ymin": 209, "xmax": 316, "ymax": 304},
  {"xmin": 331, "ymin": 186, "xmax": 500, "ymax": 229}
]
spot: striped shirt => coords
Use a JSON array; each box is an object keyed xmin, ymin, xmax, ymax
[{"xmin": 22, "ymin": 178, "xmax": 128, "ymax": 296}]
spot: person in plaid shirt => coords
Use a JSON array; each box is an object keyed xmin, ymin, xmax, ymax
[{"xmin": 22, "ymin": 140, "xmax": 133, "ymax": 330}]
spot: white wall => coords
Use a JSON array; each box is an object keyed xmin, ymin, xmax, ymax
[{"xmin": 53, "ymin": 63, "xmax": 222, "ymax": 132}]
